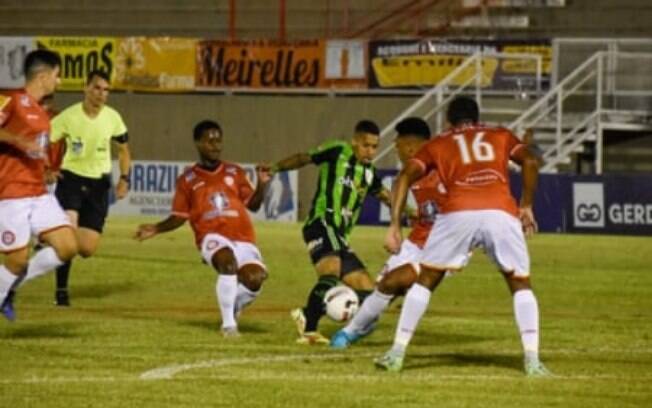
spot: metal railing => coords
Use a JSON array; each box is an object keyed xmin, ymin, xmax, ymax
[{"xmin": 374, "ymin": 51, "xmax": 543, "ymax": 163}]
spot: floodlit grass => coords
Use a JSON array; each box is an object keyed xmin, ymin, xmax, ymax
[{"xmin": 1, "ymin": 217, "xmax": 651, "ymax": 407}]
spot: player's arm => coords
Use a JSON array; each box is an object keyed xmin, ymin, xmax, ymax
[
  {"xmin": 270, "ymin": 152, "xmax": 312, "ymax": 173},
  {"xmin": 0, "ymin": 128, "xmax": 40, "ymax": 153},
  {"xmin": 246, "ymin": 165, "xmax": 273, "ymax": 211},
  {"xmin": 112, "ymin": 133, "xmax": 131, "ymax": 200},
  {"xmin": 385, "ymin": 160, "xmax": 425, "ymax": 253},
  {"xmin": 511, "ymin": 145, "xmax": 540, "ymax": 236},
  {"xmin": 134, "ymin": 215, "xmax": 186, "ymax": 241}
]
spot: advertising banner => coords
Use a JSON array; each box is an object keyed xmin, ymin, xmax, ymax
[
  {"xmin": 37, "ymin": 37, "xmax": 116, "ymax": 91},
  {"xmin": 368, "ymin": 39, "xmax": 551, "ymax": 90},
  {"xmin": 196, "ymin": 39, "xmax": 367, "ymax": 90},
  {"xmin": 0, "ymin": 37, "xmax": 35, "ymax": 89},
  {"xmin": 361, "ymin": 171, "xmax": 652, "ymax": 236},
  {"xmin": 114, "ymin": 37, "xmax": 196, "ymax": 92},
  {"xmin": 108, "ymin": 160, "xmax": 298, "ymax": 222}
]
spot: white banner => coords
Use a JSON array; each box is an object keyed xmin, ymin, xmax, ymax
[
  {"xmin": 0, "ymin": 37, "xmax": 35, "ymax": 89},
  {"xmin": 108, "ymin": 160, "xmax": 298, "ymax": 222}
]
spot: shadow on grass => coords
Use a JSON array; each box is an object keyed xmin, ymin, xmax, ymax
[
  {"xmin": 180, "ymin": 318, "xmax": 270, "ymax": 334},
  {"xmin": 362, "ymin": 329, "xmax": 491, "ymax": 349},
  {"xmin": 405, "ymin": 352, "xmax": 522, "ymax": 372},
  {"xmin": 72, "ymin": 282, "xmax": 139, "ymax": 300},
  {"xmin": 0, "ymin": 322, "xmax": 79, "ymax": 339}
]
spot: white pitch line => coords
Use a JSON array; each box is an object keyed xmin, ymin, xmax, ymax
[{"xmin": 139, "ymin": 352, "xmax": 376, "ymax": 380}]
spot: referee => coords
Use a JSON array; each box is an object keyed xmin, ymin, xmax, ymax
[{"xmin": 49, "ymin": 70, "xmax": 131, "ymax": 306}]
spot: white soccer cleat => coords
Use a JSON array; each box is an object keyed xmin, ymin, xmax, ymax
[
  {"xmin": 290, "ymin": 308, "xmax": 306, "ymax": 336},
  {"xmin": 221, "ymin": 326, "xmax": 241, "ymax": 338}
]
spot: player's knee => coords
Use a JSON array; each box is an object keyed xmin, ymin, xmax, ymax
[
  {"xmin": 416, "ymin": 266, "xmax": 446, "ymax": 290},
  {"xmin": 239, "ymin": 266, "xmax": 267, "ymax": 291},
  {"xmin": 378, "ymin": 266, "xmax": 417, "ymax": 296},
  {"xmin": 78, "ymin": 244, "xmax": 97, "ymax": 259},
  {"xmin": 504, "ymin": 273, "xmax": 531, "ymax": 294},
  {"xmin": 211, "ymin": 248, "xmax": 237, "ymax": 275}
]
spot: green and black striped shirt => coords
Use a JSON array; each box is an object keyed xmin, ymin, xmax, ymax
[{"xmin": 305, "ymin": 140, "xmax": 383, "ymax": 239}]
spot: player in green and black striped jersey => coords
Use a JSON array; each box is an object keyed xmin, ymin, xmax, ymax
[{"xmin": 268, "ymin": 120, "xmax": 391, "ymax": 344}]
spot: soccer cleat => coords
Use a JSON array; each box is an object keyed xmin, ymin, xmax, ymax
[
  {"xmin": 221, "ymin": 326, "xmax": 241, "ymax": 338},
  {"xmin": 54, "ymin": 290, "xmax": 70, "ymax": 307},
  {"xmin": 1, "ymin": 291, "xmax": 16, "ymax": 322},
  {"xmin": 296, "ymin": 331, "xmax": 329, "ymax": 345},
  {"xmin": 524, "ymin": 358, "xmax": 553, "ymax": 377},
  {"xmin": 374, "ymin": 350, "xmax": 404, "ymax": 372},
  {"xmin": 290, "ymin": 308, "xmax": 306, "ymax": 336},
  {"xmin": 330, "ymin": 329, "xmax": 356, "ymax": 349}
]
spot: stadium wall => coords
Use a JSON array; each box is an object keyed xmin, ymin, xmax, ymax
[{"xmin": 52, "ymin": 91, "xmax": 413, "ymax": 219}]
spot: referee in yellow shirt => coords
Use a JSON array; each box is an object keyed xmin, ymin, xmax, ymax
[{"xmin": 50, "ymin": 70, "xmax": 131, "ymax": 306}]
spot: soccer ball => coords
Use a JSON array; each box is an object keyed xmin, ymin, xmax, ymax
[{"xmin": 324, "ymin": 285, "xmax": 359, "ymax": 322}]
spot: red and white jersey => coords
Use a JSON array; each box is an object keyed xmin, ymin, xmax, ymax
[
  {"xmin": 172, "ymin": 162, "xmax": 256, "ymax": 247},
  {"xmin": 0, "ymin": 90, "xmax": 50, "ymax": 199},
  {"xmin": 408, "ymin": 170, "xmax": 446, "ymax": 248},
  {"xmin": 412, "ymin": 124, "xmax": 526, "ymax": 217}
]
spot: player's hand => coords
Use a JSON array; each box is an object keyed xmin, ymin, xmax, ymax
[
  {"xmin": 519, "ymin": 206, "xmax": 538, "ymax": 238},
  {"xmin": 134, "ymin": 224, "xmax": 158, "ymax": 241},
  {"xmin": 116, "ymin": 179, "xmax": 129, "ymax": 200},
  {"xmin": 256, "ymin": 164, "xmax": 273, "ymax": 185},
  {"xmin": 44, "ymin": 169, "xmax": 61, "ymax": 184},
  {"xmin": 384, "ymin": 224, "xmax": 403, "ymax": 254}
]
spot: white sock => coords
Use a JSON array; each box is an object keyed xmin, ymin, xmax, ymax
[
  {"xmin": 21, "ymin": 247, "xmax": 64, "ymax": 285},
  {"xmin": 0, "ymin": 265, "xmax": 20, "ymax": 302},
  {"xmin": 216, "ymin": 274, "xmax": 238, "ymax": 329},
  {"xmin": 344, "ymin": 289, "xmax": 392, "ymax": 335},
  {"xmin": 235, "ymin": 283, "xmax": 260, "ymax": 317},
  {"xmin": 391, "ymin": 283, "xmax": 431, "ymax": 355},
  {"xmin": 513, "ymin": 289, "xmax": 540, "ymax": 360}
]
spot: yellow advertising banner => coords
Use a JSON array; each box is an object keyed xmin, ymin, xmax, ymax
[
  {"xmin": 114, "ymin": 37, "xmax": 196, "ymax": 92},
  {"xmin": 37, "ymin": 37, "xmax": 116, "ymax": 91},
  {"xmin": 197, "ymin": 40, "xmax": 326, "ymax": 89}
]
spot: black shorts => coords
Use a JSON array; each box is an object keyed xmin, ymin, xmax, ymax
[
  {"xmin": 55, "ymin": 170, "xmax": 111, "ymax": 233},
  {"xmin": 302, "ymin": 219, "xmax": 365, "ymax": 276}
]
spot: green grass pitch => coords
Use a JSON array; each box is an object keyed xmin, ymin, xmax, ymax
[{"xmin": 1, "ymin": 217, "xmax": 651, "ymax": 407}]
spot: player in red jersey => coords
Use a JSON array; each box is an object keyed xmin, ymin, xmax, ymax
[
  {"xmin": 377, "ymin": 97, "xmax": 550, "ymax": 376},
  {"xmin": 0, "ymin": 50, "xmax": 78, "ymax": 321},
  {"xmin": 134, "ymin": 120, "xmax": 272, "ymax": 337},
  {"xmin": 330, "ymin": 117, "xmax": 461, "ymax": 349}
]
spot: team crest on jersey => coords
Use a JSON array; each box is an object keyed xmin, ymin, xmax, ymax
[
  {"xmin": 1, "ymin": 231, "xmax": 16, "ymax": 246},
  {"xmin": 20, "ymin": 95, "xmax": 31, "ymax": 107},
  {"xmin": 364, "ymin": 168, "xmax": 373, "ymax": 185},
  {"xmin": 224, "ymin": 176, "xmax": 234, "ymax": 186}
]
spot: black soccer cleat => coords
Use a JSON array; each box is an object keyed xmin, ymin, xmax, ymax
[{"xmin": 54, "ymin": 290, "xmax": 70, "ymax": 307}]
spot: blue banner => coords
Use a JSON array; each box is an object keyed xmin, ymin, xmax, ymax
[{"xmin": 360, "ymin": 171, "xmax": 652, "ymax": 236}]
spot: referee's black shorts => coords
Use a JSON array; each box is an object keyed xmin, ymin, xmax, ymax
[
  {"xmin": 55, "ymin": 170, "xmax": 111, "ymax": 233},
  {"xmin": 302, "ymin": 218, "xmax": 365, "ymax": 276}
]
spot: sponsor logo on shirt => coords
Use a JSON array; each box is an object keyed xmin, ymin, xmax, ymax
[{"xmin": 1, "ymin": 230, "xmax": 16, "ymax": 246}]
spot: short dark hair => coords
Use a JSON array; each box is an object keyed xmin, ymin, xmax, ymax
[
  {"xmin": 23, "ymin": 49, "xmax": 61, "ymax": 81},
  {"xmin": 354, "ymin": 120, "xmax": 380, "ymax": 136},
  {"xmin": 446, "ymin": 97, "xmax": 479, "ymax": 126},
  {"xmin": 193, "ymin": 120, "xmax": 222, "ymax": 141},
  {"xmin": 87, "ymin": 69, "xmax": 111, "ymax": 85},
  {"xmin": 395, "ymin": 117, "xmax": 430, "ymax": 140}
]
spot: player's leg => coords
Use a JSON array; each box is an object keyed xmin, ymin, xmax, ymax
[
  {"xmin": 1, "ymin": 248, "xmax": 29, "ymax": 321},
  {"xmin": 52, "ymin": 171, "xmax": 84, "ymax": 306},
  {"xmin": 233, "ymin": 242, "xmax": 268, "ymax": 319},
  {"xmin": 376, "ymin": 212, "xmax": 474, "ymax": 371},
  {"xmin": 483, "ymin": 210, "xmax": 550, "ymax": 376},
  {"xmin": 293, "ymin": 220, "xmax": 342, "ymax": 344},
  {"xmin": 331, "ymin": 262, "xmax": 417, "ymax": 349}
]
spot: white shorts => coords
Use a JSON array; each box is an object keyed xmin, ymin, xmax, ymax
[
  {"xmin": 421, "ymin": 210, "xmax": 530, "ymax": 277},
  {"xmin": 200, "ymin": 233, "xmax": 266, "ymax": 271},
  {"xmin": 0, "ymin": 194, "xmax": 71, "ymax": 253},
  {"xmin": 377, "ymin": 239, "xmax": 422, "ymax": 282}
]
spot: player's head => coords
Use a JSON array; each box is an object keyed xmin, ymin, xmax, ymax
[
  {"xmin": 394, "ymin": 117, "xmax": 430, "ymax": 165},
  {"xmin": 193, "ymin": 120, "xmax": 223, "ymax": 163},
  {"xmin": 84, "ymin": 70, "xmax": 111, "ymax": 108},
  {"xmin": 351, "ymin": 120, "xmax": 380, "ymax": 164},
  {"xmin": 23, "ymin": 49, "xmax": 61, "ymax": 96},
  {"xmin": 446, "ymin": 96, "xmax": 479, "ymax": 127}
]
